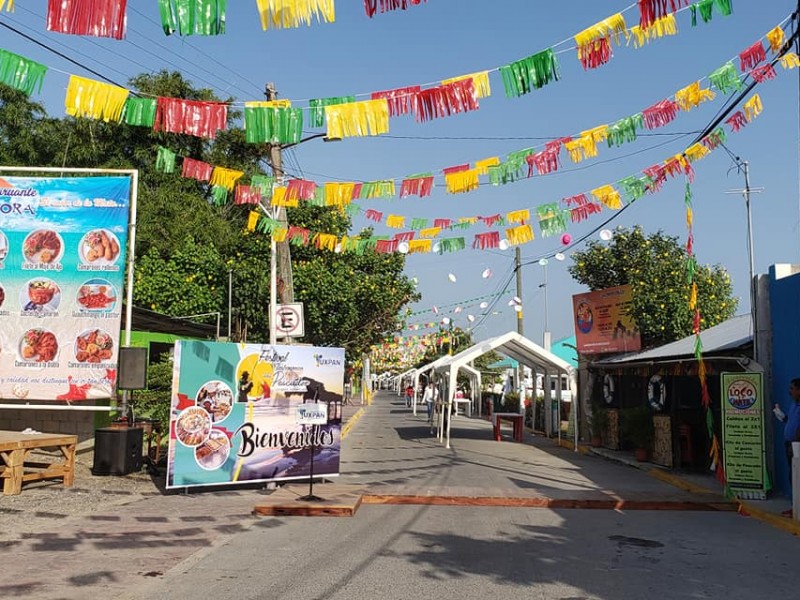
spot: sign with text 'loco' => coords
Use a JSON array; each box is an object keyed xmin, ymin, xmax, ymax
[
  {"xmin": 167, "ymin": 341, "xmax": 344, "ymax": 490},
  {"xmin": 0, "ymin": 176, "xmax": 130, "ymax": 401},
  {"xmin": 721, "ymin": 372, "xmax": 769, "ymax": 500}
]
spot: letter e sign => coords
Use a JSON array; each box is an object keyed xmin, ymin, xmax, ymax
[{"xmin": 274, "ymin": 303, "xmax": 305, "ymax": 338}]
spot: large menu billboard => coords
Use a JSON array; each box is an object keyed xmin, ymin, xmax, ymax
[
  {"xmin": 167, "ymin": 341, "xmax": 345, "ymax": 490},
  {"xmin": 0, "ymin": 176, "xmax": 130, "ymax": 401},
  {"xmin": 572, "ymin": 284, "xmax": 641, "ymax": 355}
]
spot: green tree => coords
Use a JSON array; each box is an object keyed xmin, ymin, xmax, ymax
[{"xmin": 568, "ymin": 226, "xmax": 737, "ymax": 348}]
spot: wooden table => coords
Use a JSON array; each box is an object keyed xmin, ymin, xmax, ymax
[
  {"xmin": 0, "ymin": 430, "xmax": 77, "ymax": 495},
  {"xmin": 492, "ymin": 413, "xmax": 524, "ymax": 443}
]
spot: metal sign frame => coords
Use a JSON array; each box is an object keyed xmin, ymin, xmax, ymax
[{"xmin": 274, "ymin": 302, "xmax": 305, "ymax": 338}]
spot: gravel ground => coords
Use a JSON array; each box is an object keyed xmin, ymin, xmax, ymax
[{"xmin": 0, "ymin": 447, "xmax": 164, "ymax": 542}]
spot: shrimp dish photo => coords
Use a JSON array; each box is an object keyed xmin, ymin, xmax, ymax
[
  {"xmin": 24, "ymin": 279, "xmax": 60, "ymax": 312},
  {"xmin": 80, "ymin": 229, "xmax": 120, "ymax": 265},
  {"xmin": 76, "ymin": 280, "xmax": 117, "ymax": 311},
  {"xmin": 23, "ymin": 230, "xmax": 63, "ymax": 264},
  {"xmin": 176, "ymin": 407, "xmax": 212, "ymax": 447},
  {"xmin": 20, "ymin": 329, "xmax": 59, "ymax": 362},
  {"xmin": 75, "ymin": 329, "xmax": 114, "ymax": 363}
]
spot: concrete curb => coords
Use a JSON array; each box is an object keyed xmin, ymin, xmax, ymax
[
  {"xmin": 341, "ymin": 408, "xmax": 365, "ymax": 439},
  {"xmin": 736, "ymin": 500, "xmax": 800, "ymax": 536}
]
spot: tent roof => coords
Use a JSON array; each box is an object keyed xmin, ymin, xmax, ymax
[
  {"xmin": 130, "ymin": 305, "xmax": 217, "ymax": 338},
  {"xmin": 595, "ymin": 314, "xmax": 751, "ymax": 365},
  {"xmin": 551, "ymin": 336, "xmax": 578, "ymax": 367},
  {"xmin": 435, "ymin": 331, "xmax": 574, "ymax": 375},
  {"xmin": 487, "ymin": 357, "xmax": 518, "ymax": 369}
]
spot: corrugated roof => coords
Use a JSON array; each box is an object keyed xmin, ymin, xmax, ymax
[{"xmin": 595, "ymin": 314, "xmax": 752, "ymax": 365}]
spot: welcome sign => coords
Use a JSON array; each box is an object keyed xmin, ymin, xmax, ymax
[{"xmin": 166, "ymin": 340, "xmax": 344, "ymax": 490}]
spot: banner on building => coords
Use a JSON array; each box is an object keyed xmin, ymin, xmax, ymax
[
  {"xmin": 0, "ymin": 176, "xmax": 131, "ymax": 401},
  {"xmin": 571, "ymin": 284, "xmax": 641, "ymax": 355},
  {"xmin": 167, "ymin": 341, "xmax": 345, "ymax": 490},
  {"xmin": 721, "ymin": 372, "xmax": 769, "ymax": 500}
]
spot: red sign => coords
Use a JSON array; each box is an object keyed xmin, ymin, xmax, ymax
[{"xmin": 572, "ymin": 285, "xmax": 641, "ymax": 355}]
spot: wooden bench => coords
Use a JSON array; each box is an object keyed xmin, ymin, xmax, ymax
[
  {"xmin": 0, "ymin": 430, "xmax": 77, "ymax": 495},
  {"xmin": 492, "ymin": 412, "xmax": 524, "ymax": 443}
]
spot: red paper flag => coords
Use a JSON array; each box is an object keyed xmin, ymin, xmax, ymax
[
  {"xmin": 579, "ymin": 37, "xmax": 612, "ymax": 70},
  {"xmin": 155, "ymin": 97, "xmax": 227, "ymax": 139},
  {"xmin": 726, "ymin": 111, "xmax": 748, "ymax": 132},
  {"xmin": 235, "ymin": 185, "xmax": 261, "ymax": 205},
  {"xmin": 181, "ymin": 158, "xmax": 213, "ymax": 181},
  {"xmin": 414, "ymin": 80, "xmax": 479, "ymax": 122},
  {"xmin": 287, "ymin": 226, "xmax": 311, "ymax": 245},
  {"xmin": 365, "ymin": 209, "xmax": 384, "ymax": 222},
  {"xmin": 643, "ymin": 99, "xmax": 679, "ymax": 129},
  {"xmin": 376, "ymin": 239, "xmax": 399, "ymax": 253},
  {"xmin": 638, "ymin": 0, "xmax": 688, "ymax": 29},
  {"xmin": 393, "ymin": 231, "xmax": 416, "ymax": 242},
  {"xmin": 750, "ymin": 63, "xmax": 777, "ymax": 83},
  {"xmin": 473, "ymin": 231, "xmax": 500, "ymax": 250},
  {"xmin": 739, "ymin": 41, "xmax": 766, "ymax": 72},
  {"xmin": 364, "ymin": 0, "xmax": 426, "ymax": 18},
  {"xmin": 644, "ymin": 164, "xmax": 668, "ymax": 191},
  {"xmin": 286, "ymin": 179, "xmax": 317, "ymax": 201},
  {"xmin": 47, "ymin": 0, "xmax": 128, "ymax": 40},
  {"xmin": 434, "ymin": 218, "xmax": 453, "ymax": 229},
  {"xmin": 372, "ymin": 86, "xmax": 421, "ymax": 117},
  {"xmin": 480, "ymin": 214, "xmax": 503, "ymax": 227},
  {"xmin": 400, "ymin": 175, "xmax": 434, "ymax": 198}
]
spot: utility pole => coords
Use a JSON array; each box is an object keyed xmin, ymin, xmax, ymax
[
  {"xmin": 539, "ymin": 259, "xmax": 551, "ymax": 351},
  {"xmin": 265, "ymin": 83, "xmax": 294, "ymax": 305},
  {"xmin": 515, "ymin": 247, "xmax": 524, "ymax": 336},
  {"xmin": 726, "ymin": 160, "xmax": 764, "ymax": 364}
]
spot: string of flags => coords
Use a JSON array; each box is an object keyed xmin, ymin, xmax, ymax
[
  {"xmin": 147, "ymin": 30, "xmax": 792, "ymax": 224},
  {"xmin": 0, "ymin": 1, "xmax": 743, "ymax": 147}
]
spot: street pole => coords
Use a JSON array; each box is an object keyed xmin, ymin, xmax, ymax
[
  {"xmin": 228, "ymin": 268, "xmax": 233, "ymax": 340},
  {"xmin": 515, "ymin": 247, "xmax": 524, "ymax": 336},
  {"xmin": 726, "ymin": 161, "xmax": 763, "ymax": 364}
]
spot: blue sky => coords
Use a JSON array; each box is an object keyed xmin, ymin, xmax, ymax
[{"xmin": 1, "ymin": 1, "xmax": 798, "ymax": 346}]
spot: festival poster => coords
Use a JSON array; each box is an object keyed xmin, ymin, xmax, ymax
[
  {"xmin": 572, "ymin": 284, "xmax": 641, "ymax": 355},
  {"xmin": 721, "ymin": 372, "xmax": 769, "ymax": 500},
  {"xmin": 0, "ymin": 176, "xmax": 130, "ymax": 401},
  {"xmin": 166, "ymin": 341, "xmax": 345, "ymax": 490}
]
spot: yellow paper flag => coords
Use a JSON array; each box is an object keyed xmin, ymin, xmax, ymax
[
  {"xmin": 247, "ymin": 211, "xmax": 260, "ymax": 232},
  {"xmin": 325, "ymin": 99, "xmax": 389, "ymax": 139},
  {"xmin": 256, "ymin": 0, "xmax": 335, "ymax": 30},
  {"xmin": 684, "ymin": 142, "xmax": 710, "ymax": 163},
  {"xmin": 441, "ymin": 71, "xmax": 491, "ymax": 98},
  {"xmin": 506, "ymin": 224, "xmax": 534, "ymax": 246},
  {"xmin": 0, "ymin": 0, "xmax": 14, "ymax": 12},
  {"xmin": 767, "ymin": 26, "xmax": 785, "ymax": 53},
  {"xmin": 65, "ymin": 75, "xmax": 129, "ymax": 123},
  {"xmin": 743, "ymin": 94, "xmax": 763, "ymax": 122},
  {"xmin": 408, "ymin": 240, "xmax": 432, "ymax": 254},
  {"xmin": 444, "ymin": 169, "xmax": 480, "ymax": 194},
  {"xmin": 506, "ymin": 209, "xmax": 530, "ymax": 224},
  {"xmin": 386, "ymin": 215, "xmax": 406, "ymax": 229},
  {"xmin": 628, "ymin": 14, "xmax": 677, "ymax": 48},
  {"xmin": 210, "ymin": 167, "xmax": 245, "ymax": 191},
  {"xmin": 324, "ymin": 182, "xmax": 355, "ymax": 209},
  {"xmin": 270, "ymin": 186, "xmax": 298, "ymax": 207},
  {"xmin": 675, "ymin": 81, "xmax": 715, "ymax": 112},
  {"xmin": 591, "ymin": 185, "xmax": 622, "ymax": 210},
  {"xmin": 419, "ymin": 227, "xmax": 442, "ymax": 239},
  {"xmin": 273, "ymin": 228, "xmax": 288, "ymax": 243},
  {"xmin": 475, "ymin": 157, "xmax": 500, "ymax": 176},
  {"xmin": 781, "ymin": 53, "xmax": 800, "ymax": 69}
]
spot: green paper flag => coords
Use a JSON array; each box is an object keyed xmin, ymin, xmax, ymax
[
  {"xmin": 211, "ymin": 185, "xmax": 228, "ymax": 205},
  {"xmin": 536, "ymin": 203, "xmax": 569, "ymax": 237},
  {"xmin": 345, "ymin": 203, "xmax": 360, "ymax": 217},
  {"xmin": 500, "ymin": 49, "xmax": 560, "ymax": 98},
  {"xmin": 309, "ymin": 186, "xmax": 325, "ymax": 207},
  {"xmin": 691, "ymin": 0, "xmax": 733, "ymax": 26},
  {"xmin": 607, "ymin": 114, "xmax": 643, "ymax": 147},
  {"xmin": 123, "ymin": 97, "xmax": 157, "ymax": 127},
  {"xmin": 245, "ymin": 106, "xmax": 303, "ymax": 145},
  {"xmin": 156, "ymin": 146, "xmax": 176, "ymax": 173},
  {"xmin": 410, "ymin": 218, "xmax": 428, "ymax": 230},
  {"xmin": 618, "ymin": 175, "xmax": 649, "ymax": 202},
  {"xmin": 309, "ymin": 96, "xmax": 356, "ymax": 128},
  {"xmin": 159, "ymin": 0, "xmax": 228, "ymax": 36},
  {"xmin": 709, "ymin": 62, "xmax": 743, "ymax": 94},
  {"xmin": 686, "ymin": 256, "xmax": 697, "ymax": 284},
  {"xmin": 257, "ymin": 216, "xmax": 279, "ymax": 234},
  {"xmin": 0, "ymin": 48, "xmax": 47, "ymax": 96},
  {"xmin": 360, "ymin": 180, "xmax": 395, "ymax": 199},
  {"xmin": 250, "ymin": 174, "xmax": 274, "ymax": 200},
  {"xmin": 438, "ymin": 237, "xmax": 466, "ymax": 253},
  {"xmin": 489, "ymin": 148, "xmax": 535, "ymax": 185}
]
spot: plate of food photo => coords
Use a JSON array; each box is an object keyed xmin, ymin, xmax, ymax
[
  {"xmin": 195, "ymin": 429, "xmax": 231, "ymax": 470},
  {"xmin": 195, "ymin": 380, "xmax": 234, "ymax": 424},
  {"xmin": 74, "ymin": 329, "xmax": 114, "ymax": 363},
  {"xmin": 21, "ymin": 279, "xmax": 61, "ymax": 313},
  {"xmin": 79, "ymin": 229, "xmax": 120, "ymax": 266},
  {"xmin": 19, "ymin": 328, "xmax": 59, "ymax": 363},
  {"xmin": 23, "ymin": 229, "xmax": 64, "ymax": 265},
  {"xmin": 0, "ymin": 229, "xmax": 7, "ymax": 262},
  {"xmin": 176, "ymin": 406, "xmax": 212, "ymax": 448},
  {"xmin": 76, "ymin": 279, "xmax": 118, "ymax": 312}
]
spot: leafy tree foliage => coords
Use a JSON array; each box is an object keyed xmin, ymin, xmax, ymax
[
  {"xmin": 0, "ymin": 73, "xmax": 418, "ymax": 360},
  {"xmin": 568, "ymin": 226, "xmax": 738, "ymax": 348}
]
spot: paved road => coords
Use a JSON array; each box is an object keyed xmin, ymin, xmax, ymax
[{"xmin": 2, "ymin": 392, "xmax": 797, "ymax": 600}]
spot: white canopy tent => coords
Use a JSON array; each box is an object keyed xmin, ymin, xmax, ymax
[
  {"xmin": 411, "ymin": 355, "xmax": 452, "ymax": 415},
  {"xmin": 391, "ymin": 368, "xmax": 416, "ymax": 395},
  {"xmin": 433, "ymin": 331, "xmax": 577, "ymax": 449}
]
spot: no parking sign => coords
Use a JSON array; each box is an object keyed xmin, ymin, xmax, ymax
[{"xmin": 274, "ymin": 303, "xmax": 305, "ymax": 338}]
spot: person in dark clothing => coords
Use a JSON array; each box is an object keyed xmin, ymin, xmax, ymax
[
  {"xmin": 774, "ymin": 377, "xmax": 800, "ymax": 515},
  {"xmin": 237, "ymin": 371, "xmax": 253, "ymax": 403}
]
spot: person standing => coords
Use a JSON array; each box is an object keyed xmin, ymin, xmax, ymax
[
  {"xmin": 774, "ymin": 378, "xmax": 800, "ymax": 514},
  {"xmin": 422, "ymin": 382, "xmax": 436, "ymax": 431},
  {"xmin": 405, "ymin": 385, "xmax": 414, "ymax": 408}
]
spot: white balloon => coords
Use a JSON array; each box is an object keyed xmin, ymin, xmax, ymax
[
  {"xmin": 600, "ymin": 229, "xmax": 613, "ymax": 241},
  {"xmin": 513, "ymin": 296, "xmax": 522, "ymax": 304},
  {"xmin": 498, "ymin": 239, "xmax": 510, "ymax": 251},
  {"xmin": 412, "ymin": 277, "xmax": 418, "ymax": 285},
  {"xmin": 433, "ymin": 242, "xmax": 441, "ymax": 253},
  {"xmin": 432, "ymin": 305, "xmax": 439, "ymax": 314},
  {"xmin": 398, "ymin": 241, "xmax": 410, "ymax": 254},
  {"xmin": 482, "ymin": 268, "xmax": 493, "ymax": 279},
  {"xmin": 441, "ymin": 317, "xmax": 451, "ymax": 325},
  {"xmin": 334, "ymin": 243, "xmax": 342, "ymax": 254},
  {"xmin": 448, "ymin": 273, "xmax": 457, "ymax": 282},
  {"xmin": 514, "ymin": 305, "xmax": 523, "ymax": 312},
  {"xmin": 480, "ymin": 301, "xmax": 489, "ymax": 309},
  {"xmin": 454, "ymin": 306, "xmax": 463, "ymax": 313},
  {"xmin": 467, "ymin": 314, "xmax": 475, "ymax": 322},
  {"xmin": 554, "ymin": 252, "xmax": 566, "ymax": 261},
  {"xmin": 538, "ymin": 258, "xmax": 549, "ymax": 266}
]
